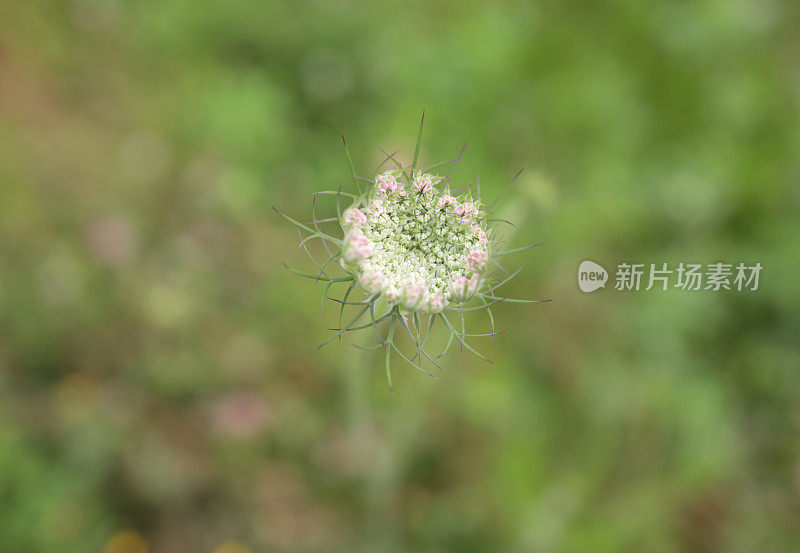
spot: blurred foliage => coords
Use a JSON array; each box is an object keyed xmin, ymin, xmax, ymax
[{"xmin": 1, "ymin": 0, "xmax": 800, "ymax": 552}]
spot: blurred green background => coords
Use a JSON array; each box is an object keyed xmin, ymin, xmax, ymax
[{"xmin": 1, "ymin": 1, "xmax": 800, "ymax": 552}]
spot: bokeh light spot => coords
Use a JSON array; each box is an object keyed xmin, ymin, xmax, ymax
[{"xmin": 104, "ymin": 530, "xmax": 149, "ymax": 553}]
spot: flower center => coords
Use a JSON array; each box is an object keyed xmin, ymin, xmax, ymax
[{"xmin": 342, "ymin": 171, "xmax": 489, "ymax": 312}]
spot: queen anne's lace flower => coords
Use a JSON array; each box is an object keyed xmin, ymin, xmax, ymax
[
  {"xmin": 273, "ymin": 115, "xmax": 546, "ymax": 388},
  {"xmin": 340, "ymin": 171, "xmax": 490, "ymax": 313}
]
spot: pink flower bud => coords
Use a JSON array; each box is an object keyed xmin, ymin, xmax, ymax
[
  {"xmin": 470, "ymin": 223, "xmax": 488, "ymax": 243},
  {"xmin": 375, "ymin": 172, "xmax": 399, "ymax": 194},
  {"xmin": 401, "ymin": 284, "xmax": 426, "ymax": 310},
  {"xmin": 457, "ymin": 202, "xmax": 477, "ymax": 221},
  {"xmin": 412, "ymin": 173, "xmax": 436, "ymax": 195},
  {"xmin": 384, "ymin": 286, "xmax": 400, "ymax": 305},
  {"xmin": 437, "ymin": 195, "xmax": 457, "ymax": 210},
  {"xmin": 343, "ymin": 233, "xmax": 372, "ymax": 262},
  {"xmin": 449, "ymin": 276, "xmax": 471, "ymax": 302},
  {"xmin": 358, "ymin": 271, "xmax": 386, "ymax": 294},
  {"xmin": 426, "ymin": 294, "xmax": 446, "ymax": 314},
  {"xmin": 467, "ymin": 250, "xmax": 487, "ymax": 271},
  {"xmin": 343, "ymin": 207, "xmax": 366, "ymax": 227},
  {"xmin": 450, "ymin": 274, "xmax": 480, "ymax": 302}
]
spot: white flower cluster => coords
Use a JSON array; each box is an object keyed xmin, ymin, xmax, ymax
[{"xmin": 341, "ymin": 170, "xmax": 490, "ymax": 313}]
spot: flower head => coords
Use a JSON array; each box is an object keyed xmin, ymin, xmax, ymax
[
  {"xmin": 341, "ymin": 171, "xmax": 492, "ymax": 313},
  {"xmin": 273, "ymin": 114, "xmax": 546, "ymax": 388}
]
